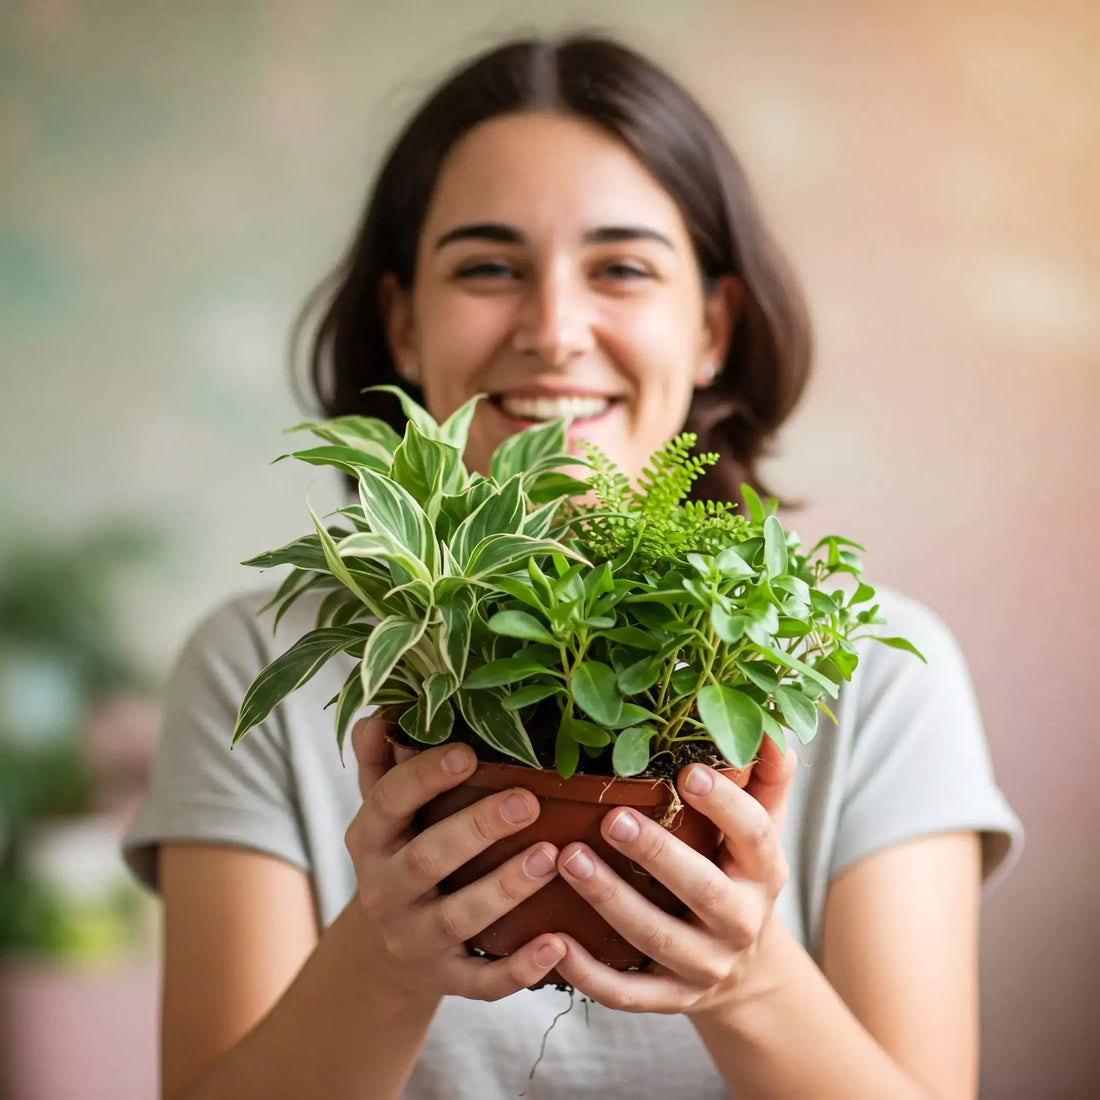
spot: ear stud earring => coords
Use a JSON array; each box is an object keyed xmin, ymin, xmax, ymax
[{"xmin": 401, "ymin": 362, "xmax": 420, "ymax": 385}]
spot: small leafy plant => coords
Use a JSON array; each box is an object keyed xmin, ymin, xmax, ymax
[{"xmin": 232, "ymin": 387, "xmax": 924, "ymax": 779}]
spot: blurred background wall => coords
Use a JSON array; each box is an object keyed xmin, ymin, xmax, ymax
[{"xmin": 2, "ymin": 0, "xmax": 1096, "ymax": 1097}]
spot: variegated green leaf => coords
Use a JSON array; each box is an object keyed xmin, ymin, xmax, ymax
[
  {"xmin": 233, "ymin": 624, "xmax": 370, "ymax": 746},
  {"xmin": 356, "ymin": 468, "xmax": 439, "ymax": 576},
  {"xmin": 359, "ymin": 613, "xmax": 429, "ymax": 709},
  {"xmin": 456, "ymin": 687, "xmax": 541, "ymax": 767}
]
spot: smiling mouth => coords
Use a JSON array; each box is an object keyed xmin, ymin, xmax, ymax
[{"xmin": 487, "ymin": 393, "xmax": 623, "ymax": 428}]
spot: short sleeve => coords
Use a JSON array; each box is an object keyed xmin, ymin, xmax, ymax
[
  {"xmin": 831, "ymin": 592, "xmax": 1023, "ymax": 892},
  {"xmin": 120, "ymin": 593, "xmax": 309, "ymax": 894}
]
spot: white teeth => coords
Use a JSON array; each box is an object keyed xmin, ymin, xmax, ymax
[{"xmin": 498, "ymin": 394, "xmax": 613, "ymax": 421}]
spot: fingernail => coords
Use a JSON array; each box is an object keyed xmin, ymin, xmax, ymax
[
  {"xmin": 563, "ymin": 848, "xmax": 595, "ymax": 879},
  {"xmin": 523, "ymin": 847, "xmax": 556, "ymax": 878},
  {"xmin": 607, "ymin": 810, "xmax": 639, "ymax": 842},
  {"xmin": 501, "ymin": 792, "xmax": 533, "ymax": 823},
  {"xmin": 685, "ymin": 765, "xmax": 714, "ymax": 795},
  {"xmin": 535, "ymin": 943, "xmax": 564, "ymax": 967},
  {"xmin": 442, "ymin": 747, "xmax": 471, "ymax": 774}
]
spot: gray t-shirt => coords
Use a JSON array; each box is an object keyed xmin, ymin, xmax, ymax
[{"xmin": 122, "ymin": 582, "xmax": 1023, "ymax": 1099}]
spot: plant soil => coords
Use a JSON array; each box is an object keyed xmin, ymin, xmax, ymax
[{"xmin": 386, "ymin": 698, "xmax": 730, "ymax": 780}]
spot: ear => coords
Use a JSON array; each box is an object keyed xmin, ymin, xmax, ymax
[
  {"xmin": 696, "ymin": 274, "xmax": 743, "ymax": 385},
  {"xmin": 379, "ymin": 272, "xmax": 418, "ymax": 376}
]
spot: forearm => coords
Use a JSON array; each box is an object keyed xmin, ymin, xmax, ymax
[
  {"xmin": 691, "ymin": 917, "xmax": 932, "ymax": 1100},
  {"xmin": 179, "ymin": 898, "xmax": 440, "ymax": 1100}
]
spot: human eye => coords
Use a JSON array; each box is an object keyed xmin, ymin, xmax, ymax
[
  {"xmin": 454, "ymin": 260, "xmax": 520, "ymax": 280},
  {"xmin": 598, "ymin": 261, "xmax": 653, "ymax": 281}
]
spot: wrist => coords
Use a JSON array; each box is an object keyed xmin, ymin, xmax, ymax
[
  {"xmin": 687, "ymin": 912, "xmax": 794, "ymax": 1035},
  {"xmin": 338, "ymin": 898, "xmax": 443, "ymax": 1015}
]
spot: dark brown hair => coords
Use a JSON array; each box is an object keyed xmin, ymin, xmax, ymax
[{"xmin": 292, "ymin": 31, "xmax": 812, "ymax": 512}]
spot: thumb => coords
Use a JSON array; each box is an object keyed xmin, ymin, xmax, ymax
[{"xmin": 745, "ymin": 734, "xmax": 798, "ymax": 826}]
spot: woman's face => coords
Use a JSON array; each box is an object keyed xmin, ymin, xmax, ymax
[{"xmin": 381, "ymin": 111, "xmax": 738, "ymax": 487}]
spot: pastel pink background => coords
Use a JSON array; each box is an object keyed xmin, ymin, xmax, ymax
[{"xmin": 3, "ymin": 1, "xmax": 1096, "ymax": 1096}]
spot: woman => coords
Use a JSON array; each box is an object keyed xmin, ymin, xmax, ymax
[{"xmin": 122, "ymin": 32, "xmax": 1022, "ymax": 1099}]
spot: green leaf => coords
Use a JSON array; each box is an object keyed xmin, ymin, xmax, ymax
[
  {"xmin": 502, "ymin": 682, "xmax": 563, "ymax": 710},
  {"xmin": 870, "ymin": 636, "xmax": 927, "ymax": 662},
  {"xmin": 696, "ymin": 683, "xmax": 765, "ymax": 768},
  {"xmin": 763, "ymin": 515, "xmax": 788, "ymax": 577},
  {"xmin": 274, "ymin": 444, "xmax": 391, "ymax": 478},
  {"xmin": 759, "ymin": 708, "xmax": 787, "ymax": 754},
  {"xmin": 740, "ymin": 482, "xmax": 765, "ymax": 524},
  {"xmin": 711, "ymin": 604, "xmax": 749, "ymax": 644},
  {"xmin": 456, "ymin": 687, "xmax": 541, "ymax": 767},
  {"xmin": 356, "ymin": 468, "xmax": 438, "ymax": 576},
  {"xmin": 851, "ymin": 582, "xmax": 876, "ymax": 605},
  {"xmin": 715, "ymin": 545, "xmax": 755, "ymax": 579},
  {"xmin": 555, "ymin": 722, "xmax": 580, "ymax": 779},
  {"xmin": 491, "ymin": 575, "xmax": 546, "ymax": 613},
  {"xmin": 759, "ymin": 644, "xmax": 840, "ymax": 698},
  {"xmin": 490, "ymin": 417, "xmax": 568, "ymax": 483},
  {"xmin": 617, "ymin": 654, "xmax": 663, "ymax": 695},
  {"xmin": 434, "ymin": 584, "xmax": 475, "ymax": 683},
  {"xmin": 390, "ymin": 420, "xmax": 464, "ymax": 507},
  {"xmin": 336, "ymin": 530, "xmax": 432, "ymax": 587},
  {"xmin": 452, "ymin": 475, "xmax": 527, "ymax": 567},
  {"xmin": 463, "ymin": 655, "xmax": 558, "ymax": 689},
  {"xmin": 423, "ymin": 670, "xmax": 459, "ymax": 731},
  {"xmin": 439, "ymin": 392, "xmax": 488, "ymax": 454},
  {"xmin": 334, "ymin": 669, "xmax": 365, "ymax": 766},
  {"xmin": 603, "ymin": 625, "xmax": 662, "ymax": 651},
  {"xmin": 774, "ymin": 685, "xmax": 819, "ymax": 744},
  {"xmin": 612, "ymin": 725, "xmax": 655, "ymax": 777},
  {"xmin": 560, "ymin": 714, "xmax": 611, "ymax": 747},
  {"xmin": 601, "ymin": 702, "xmax": 661, "ymax": 730},
  {"xmin": 486, "ymin": 609, "xmax": 556, "ymax": 643},
  {"xmin": 358, "ymin": 613, "xmax": 429, "ymax": 708},
  {"xmin": 571, "ymin": 661, "xmax": 624, "ymax": 726},
  {"xmin": 360, "ymin": 384, "xmax": 440, "ymax": 440},
  {"xmin": 283, "ymin": 415, "xmax": 401, "ymax": 459},
  {"xmin": 242, "ymin": 532, "xmax": 334, "ymax": 573},
  {"xmin": 307, "ymin": 501, "xmax": 379, "ymax": 608},
  {"xmin": 467, "ymin": 535, "xmax": 588, "ymax": 584},
  {"xmin": 736, "ymin": 660, "xmax": 780, "ymax": 693},
  {"xmin": 233, "ymin": 625, "xmax": 370, "ymax": 746}
]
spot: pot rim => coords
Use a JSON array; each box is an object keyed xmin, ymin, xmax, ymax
[{"xmin": 384, "ymin": 733, "xmax": 751, "ymax": 806}]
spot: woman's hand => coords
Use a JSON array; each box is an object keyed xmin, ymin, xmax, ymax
[
  {"xmin": 552, "ymin": 734, "xmax": 798, "ymax": 1018},
  {"xmin": 343, "ymin": 712, "xmax": 568, "ymax": 1004}
]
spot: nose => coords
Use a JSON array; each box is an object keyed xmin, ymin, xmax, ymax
[{"xmin": 511, "ymin": 264, "xmax": 596, "ymax": 367}]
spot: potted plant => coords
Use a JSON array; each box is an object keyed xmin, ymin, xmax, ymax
[{"xmin": 232, "ymin": 386, "xmax": 923, "ymax": 984}]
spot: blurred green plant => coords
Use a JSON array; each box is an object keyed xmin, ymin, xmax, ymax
[{"xmin": 0, "ymin": 515, "xmax": 163, "ymax": 958}]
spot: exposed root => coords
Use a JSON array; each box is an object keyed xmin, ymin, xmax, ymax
[
  {"xmin": 519, "ymin": 988, "xmax": 577, "ymax": 1094},
  {"xmin": 655, "ymin": 777, "xmax": 684, "ymax": 829}
]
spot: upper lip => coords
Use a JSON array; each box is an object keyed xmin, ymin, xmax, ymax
[{"xmin": 490, "ymin": 386, "xmax": 622, "ymax": 400}]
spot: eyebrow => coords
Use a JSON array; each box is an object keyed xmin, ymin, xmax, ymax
[{"xmin": 433, "ymin": 222, "xmax": 676, "ymax": 252}]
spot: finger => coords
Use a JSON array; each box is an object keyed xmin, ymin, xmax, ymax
[
  {"xmin": 351, "ymin": 712, "xmax": 396, "ymax": 799},
  {"xmin": 360, "ymin": 740, "xmax": 477, "ymax": 850},
  {"xmin": 677, "ymin": 765, "xmax": 785, "ymax": 886},
  {"xmin": 387, "ymin": 787, "xmax": 542, "ymax": 905},
  {"xmin": 557, "ymin": 842, "xmax": 729, "ymax": 987},
  {"xmin": 408, "ymin": 841, "xmax": 559, "ymax": 949},
  {"xmin": 448, "ymin": 934, "xmax": 568, "ymax": 1001},
  {"xmin": 599, "ymin": 807, "xmax": 766, "ymax": 945},
  {"xmin": 744, "ymin": 735, "xmax": 799, "ymax": 825},
  {"xmin": 551, "ymin": 934, "xmax": 695, "ymax": 1015}
]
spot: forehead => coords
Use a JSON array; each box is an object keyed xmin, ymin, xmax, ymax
[{"xmin": 420, "ymin": 112, "xmax": 690, "ymax": 245}]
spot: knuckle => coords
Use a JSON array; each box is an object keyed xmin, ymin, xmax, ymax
[
  {"xmin": 727, "ymin": 915, "xmax": 758, "ymax": 951},
  {"xmin": 749, "ymin": 816, "xmax": 775, "ymax": 854},
  {"xmin": 493, "ymin": 868, "xmax": 529, "ymax": 909},
  {"xmin": 589, "ymin": 876, "xmax": 620, "ymax": 907},
  {"xmin": 469, "ymin": 804, "xmax": 500, "ymax": 847},
  {"xmin": 405, "ymin": 839, "xmax": 442, "ymax": 884},
  {"xmin": 640, "ymin": 922, "xmax": 675, "ymax": 958},
  {"xmin": 435, "ymin": 896, "xmax": 470, "ymax": 945},
  {"xmin": 637, "ymin": 825, "xmax": 668, "ymax": 863},
  {"xmin": 695, "ymin": 874, "xmax": 727, "ymax": 917},
  {"xmin": 367, "ymin": 779, "xmax": 401, "ymax": 822},
  {"xmin": 773, "ymin": 853, "xmax": 790, "ymax": 892}
]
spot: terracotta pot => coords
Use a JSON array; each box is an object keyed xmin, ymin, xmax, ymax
[{"xmin": 410, "ymin": 751, "xmax": 754, "ymax": 988}]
